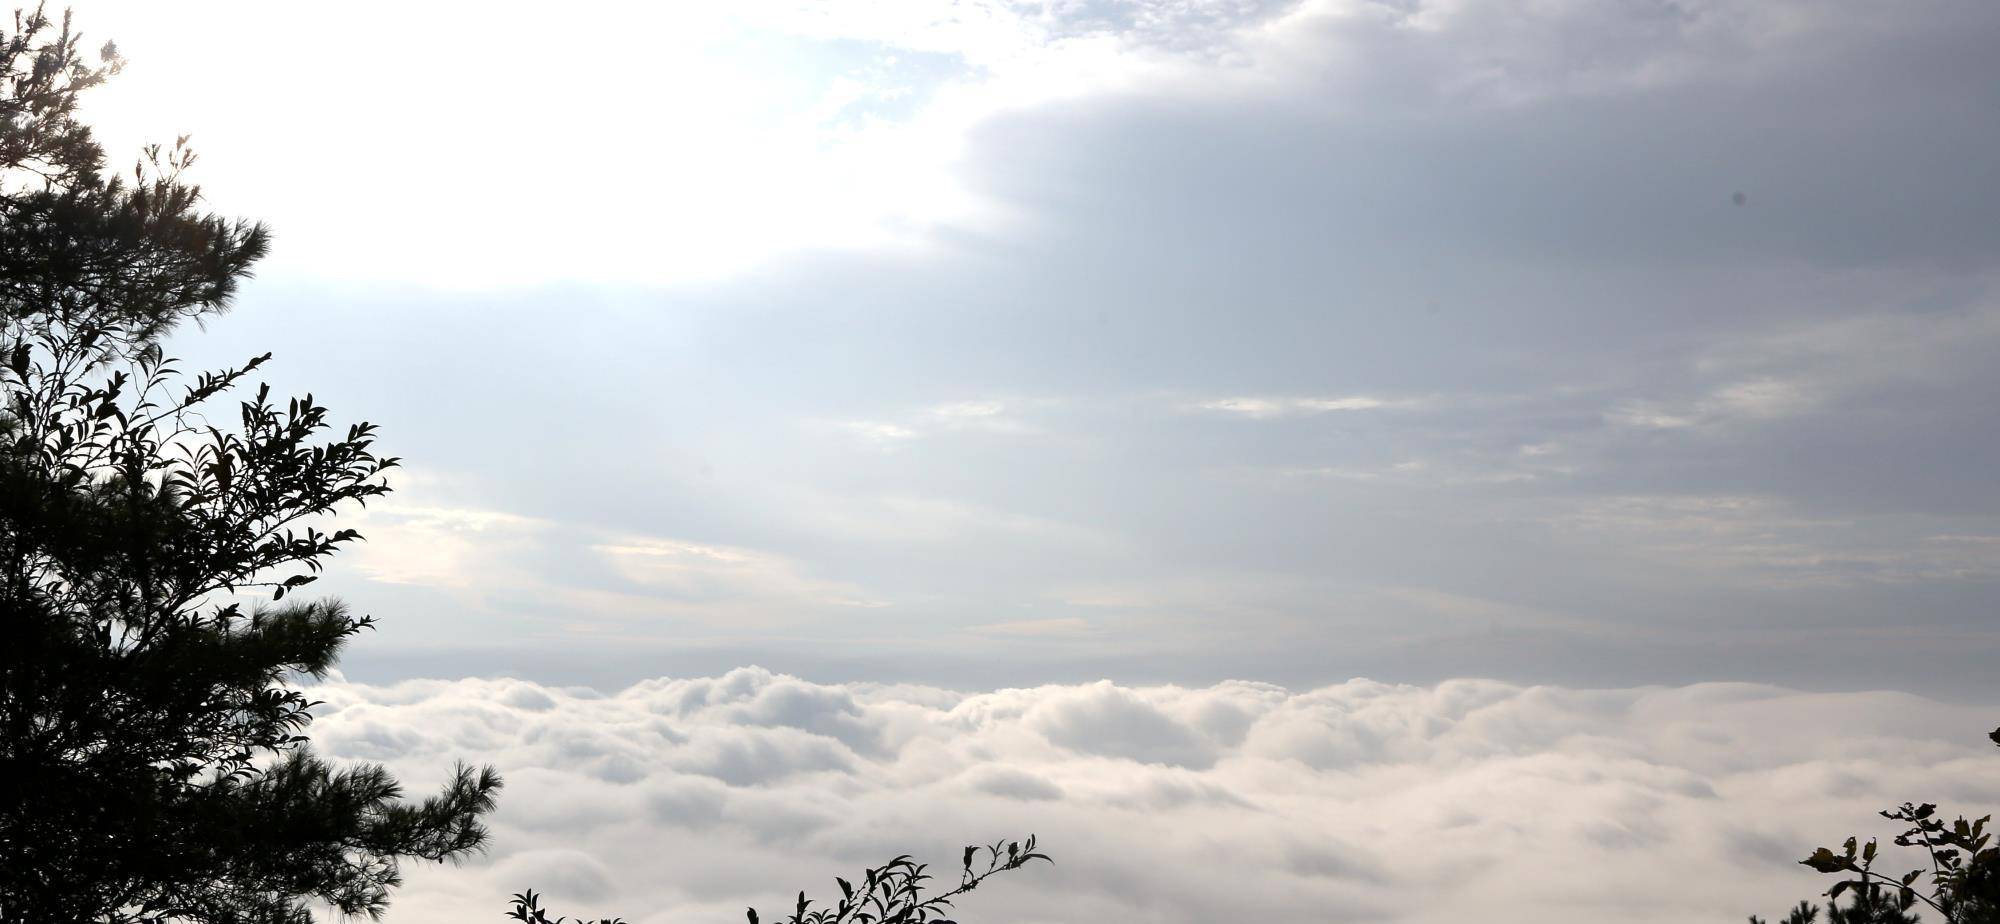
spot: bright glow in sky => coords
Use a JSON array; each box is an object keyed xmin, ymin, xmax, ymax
[{"xmin": 72, "ymin": 1, "xmax": 1215, "ymax": 286}]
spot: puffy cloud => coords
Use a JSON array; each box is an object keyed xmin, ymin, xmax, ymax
[
  {"xmin": 1025, "ymin": 681, "xmax": 1219, "ymax": 768},
  {"xmin": 963, "ymin": 765, "xmax": 1065, "ymax": 802},
  {"xmin": 303, "ymin": 668, "xmax": 2000, "ymax": 923}
]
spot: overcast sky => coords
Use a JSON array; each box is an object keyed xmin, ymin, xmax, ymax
[{"xmin": 59, "ymin": 0, "xmax": 2000, "ymax": 699}]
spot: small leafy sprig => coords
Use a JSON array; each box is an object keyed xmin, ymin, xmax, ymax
[
  {"xmin": 754, "ymin": 834, "xmax": 1052, "ymax": 924},
  {"xmin": 507, "ymin": 889, "xmax": 625, "ymax": 924},
  {"xmin": 507, "ymin": 835, "xmax": 1052, "ymax": 924}
]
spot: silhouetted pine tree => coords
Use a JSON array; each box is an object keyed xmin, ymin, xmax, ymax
[
  {"xmin": 1751, "ymin": 883, "xmax": 1923, "ymax": 924},
  {"xmin": 0, "ymin": 7, "xmax": 499, "ymax": 921}
]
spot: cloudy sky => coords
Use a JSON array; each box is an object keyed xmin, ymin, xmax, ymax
[{"xmin": 52, "ymin": 0, "xmax": 2000, "ymax": 918}]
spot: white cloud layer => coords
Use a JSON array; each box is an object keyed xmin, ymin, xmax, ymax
[{"xmin": 303, "ymin": 669, "xmax": 2000, "ymax": 923}]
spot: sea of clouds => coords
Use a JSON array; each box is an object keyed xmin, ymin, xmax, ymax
[{"xmin": 306, "ymin": 669, "xmax": 2000, "ymax": 923}]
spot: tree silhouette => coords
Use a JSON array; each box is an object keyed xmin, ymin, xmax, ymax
[
  {"xmin": 1751, "ymin": 886, "xmax": 1922, "ymax": 924},
  {"xmin": 1755, "ymin": 726, "xmax": 2000, "ymax": 924},
  {"xmin": 0, "ymin": 6, "xmax": 500, "ymax": 920}
]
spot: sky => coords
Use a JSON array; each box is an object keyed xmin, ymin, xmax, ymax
[
  {"xmin": 61, "ymin": 0, "xmax": 1998, "ymax": 698},
  {"xmin": 42, "ymin": 0, "xmax": 2000, "ymax": 918}
]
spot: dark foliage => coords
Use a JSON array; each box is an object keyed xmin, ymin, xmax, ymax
[
  {"xmin": 0, "ymin": 6, "xmax": 500, "ymax": 921},
  {"xmin": 1755, "ymin": 726, "xmax": 2000, "ymax": 924},
  {"xmin": 507, "ymin": 836, "xmax": 1052, "ymax": 924},
  {"xmin": 0, "ymin": 6, "xmax": 265, "ymax": 344},
  {"xmin": 1751, "ymin": 887, "xmax": 1922, "ymax": 924}
]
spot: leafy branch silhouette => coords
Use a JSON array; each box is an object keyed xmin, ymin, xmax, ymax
[
  {"xmin": 1753, "ymin": 727, "xmax": 2000, "ymax": 924},
  {"xmin": 506, "ymin": 835, "xmax": 1051, "ymax": 924}
]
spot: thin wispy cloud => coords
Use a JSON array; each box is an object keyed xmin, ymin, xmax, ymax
[{"xmin": 1191, "ymin": 395, "xmax": 1399, "ymax": 418}]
